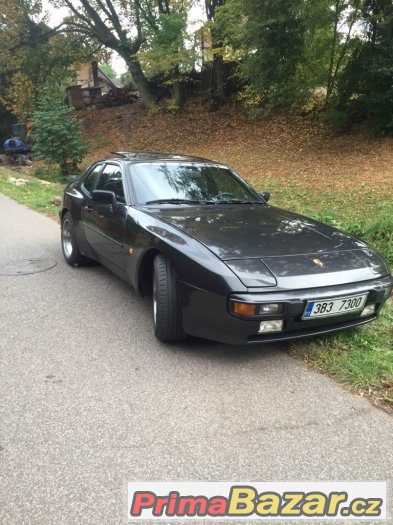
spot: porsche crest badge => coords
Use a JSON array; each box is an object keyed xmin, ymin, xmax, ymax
[{"xmin": 313, "ymin": 258, "xmax": 324, "ymax": 268}]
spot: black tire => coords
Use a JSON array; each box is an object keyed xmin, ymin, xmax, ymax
[
  {"xmin": 61, "ymin": 212, "xmax": 89, "ymax": 267},
  {"xmin": 153, "ymin": 254, "xmax": 186, "ymax": 342}
]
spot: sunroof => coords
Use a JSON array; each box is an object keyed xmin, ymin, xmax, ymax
[{"xmin": 111, "ymin": 151, "xmax": 149, "ymax": 158}]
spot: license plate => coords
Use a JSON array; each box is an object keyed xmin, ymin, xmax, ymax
[{"xmin": 303, "ymin": 294, "xmax": 368, "ymax": 320}]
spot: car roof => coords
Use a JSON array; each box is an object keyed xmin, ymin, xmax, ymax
[{"xmin": 105, "ymin": 151, "xmax": 217, "ymax": 164}]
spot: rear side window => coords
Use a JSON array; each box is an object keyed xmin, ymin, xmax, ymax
[
  {"xmin": 82, "ymin": 164, "xmax": 102, "ymax": 194},
  {"xmin": 96, "ymin": 164, "xmax": 125, "ymax": 203}
]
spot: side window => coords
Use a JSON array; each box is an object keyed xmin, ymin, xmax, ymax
[
  {"xmin": 82, "ymin": 163, "xmax": 102, "ymax": 194},
  {"xmin": 96, "ymin": 164, "xmax": 125, "ymax": 203}
]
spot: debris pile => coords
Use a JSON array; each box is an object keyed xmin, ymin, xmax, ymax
[{"xmin": 99, "ymin": 86, "xmax": 139, "ymax": 108}]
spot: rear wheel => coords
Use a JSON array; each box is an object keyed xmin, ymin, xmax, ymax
[
  {"xmin": 153, "ymin": 254, "xmax": 186, "ymax": 342},
  {"xmin": 61, "ymin": 212, "xmax": 89, "ymax": 267}
]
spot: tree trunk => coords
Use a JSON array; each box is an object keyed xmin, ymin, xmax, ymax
[
  {"xmin": 212, "ymin": 54, "xmax": 225, "ymax": 106},
  {"xmin": 61, "ymin": 161, "xmax": 72, "ymax": 176},
  {"xmin": 171, "ymin": 66, "xmax": 185, "ymax": 110},
  {"xmin": 172, "ymin": 81, "xmax": 185, "ymax": 110},
  {"xmin": 326, "ymin": 0, "xmax": 340, "ymax": 107},
  {"xmin": 125, "ymin": 58, "xmax": 156, "ymax": 109}
]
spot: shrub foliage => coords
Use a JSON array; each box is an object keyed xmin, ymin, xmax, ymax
[{"xmin": 32, "ymin": 92, "xmax": 87, "ymax": 175}]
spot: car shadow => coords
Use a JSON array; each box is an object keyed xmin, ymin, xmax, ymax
[
  {"xmin": 79, "ymin": 261, "xmax": 291, "ymax": 362},
  {"xmin": 168, "ymin": 335, "xmax": 289, "ymax": 362}
]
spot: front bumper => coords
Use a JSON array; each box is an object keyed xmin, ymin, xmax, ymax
[{"xmin": 180, "ymin": 275, "xmax": 392, "ymax": 345}]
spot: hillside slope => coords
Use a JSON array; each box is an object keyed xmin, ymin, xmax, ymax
[{"xmin": 80, "ymin": 100, "xmax": 393, "ymax": 194}]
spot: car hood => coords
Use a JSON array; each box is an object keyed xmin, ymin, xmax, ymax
[
  {"xmin": 151, "ymin": 204, "xmax": 389, "ymax": 288},
  {"xmin": 153, "ymin": 205, "xmax": 365, "ymax": 258}
]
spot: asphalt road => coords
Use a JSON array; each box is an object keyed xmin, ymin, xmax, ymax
[{"xmin": 0, "ymin": 194, "xmax": 392, "ymax": 525}]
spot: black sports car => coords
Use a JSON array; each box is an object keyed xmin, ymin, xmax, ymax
[{"xmin": 60, "ymin": 152, "xmax": 392, "ymax": 345}]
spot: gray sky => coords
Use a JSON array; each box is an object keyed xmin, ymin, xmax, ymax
[{"xmin": 42, "ymin": 0, "xmax": 205, "ymax": 74}]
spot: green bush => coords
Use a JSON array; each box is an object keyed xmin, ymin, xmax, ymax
[{"xmin": 32, "ymin": 91, "xmax": 87, "ymax": 175}]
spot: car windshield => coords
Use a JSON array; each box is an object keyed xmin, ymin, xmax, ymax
[{"xmin": 129, "ymin": 162, "xmax": 263, "ymax": 205}]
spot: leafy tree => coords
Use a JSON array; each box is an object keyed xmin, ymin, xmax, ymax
[
  {"xmin": 216, "ymin": 0, "xmax": 307, "ymax": 111},
  {"xmin": 0, "ymin": 0, "xmax": 91, "ymax": 121},
  {"xmin": 243, "ymin": 0, "xmax": 306, "ymax": 109},
  {"xmin": 298, "ymin": 0, "xmax": 338, "ymax": 102},
  {"xmin": 137, "ymin": 0, "xmax": 195, "ymax": 110},
  {"xmin": 0, "ymin": 0, "xmax": 41, "ymax": 74},
  {"xmin": 325, "ymin": 0, "xmax": 361, "ymax": 106},
  {"xmin": 55, "ymin": 0, "xmax": 157, "ymax": 107},
  {"xmin": 0, "ymin": 0, "xmax": 42, "ymax": 118},
  {"xmin": 333, "ymin": 0, "xmax": 393, "ymax": 133},
  {"xmin": 32, "ymin": 90, "xmax": 87, "ymax": 175},
  {"xmin": 3, "ymin": 73, "xmax": 37, "ymax": 121},
  {"xmin": 214, "ymin": 0, "xmax": 245, "ymax": 57}
]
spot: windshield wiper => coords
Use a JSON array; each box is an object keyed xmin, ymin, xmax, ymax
[
  {"xmin": 213, "ymin": 199, "xmax": 264, "ymax": 204},
  {"xmin": 144, "ymin": 198, "xmax": 265, "ymax": 206},
  {"xmin": 144, "ymin": 199, "xmax": 204, "ymax": 205}
]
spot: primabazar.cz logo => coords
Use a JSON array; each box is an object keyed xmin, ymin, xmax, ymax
[{"xmin": 127, "ymin": 482, "xmax": 387, "ymax": 521}]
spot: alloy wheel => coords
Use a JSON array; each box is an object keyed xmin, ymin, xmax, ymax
[{"xmin": 62, "ymin": 218, "xmax": 73, "ymax": 259}]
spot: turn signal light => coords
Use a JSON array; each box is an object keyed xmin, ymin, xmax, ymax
[{"xmin": 231, "ymin": 302, "xmax": 257, "ymax": 316}]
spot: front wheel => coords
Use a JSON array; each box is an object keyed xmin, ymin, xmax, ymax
[
  {"xmin": 153, "ymin": 254, "xmax": 186, "ymax": 342},
  {"xmin": 61, "ymin": 212, "xmax": 89, "ymax": 267}
]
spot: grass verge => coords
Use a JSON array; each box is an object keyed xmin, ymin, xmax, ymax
[
  {"xmin": 291, "ymin": 300, "xmax": 393, "ymax": 409},
  {"xmin": 0, "ymin": 166, "xmax": 64, "ymax": 219},
  {"xmin": 249, "ymin": 178, "xmax": 393, "ymax": 409}
]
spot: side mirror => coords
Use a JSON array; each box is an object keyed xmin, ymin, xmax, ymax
[
  {"xmin": 260, "ymin": 191, "xmax": 270, "ymax": 203},
  {"xmin": 92, "ymin": 190, "xmax": 116, "ymax": 206}
]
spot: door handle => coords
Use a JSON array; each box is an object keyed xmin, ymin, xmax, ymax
[{"xmin": 84, "ymin": 205, "xmax": 93, "ymax": 213}]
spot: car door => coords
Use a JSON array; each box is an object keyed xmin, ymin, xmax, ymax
[
  {"xmin": 83, "ymin": 162, "xmax": 127, "ymax": 270},
  {"xmin": 79, "ymin": 162, "xmax": 104, "ymax": 256}
]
